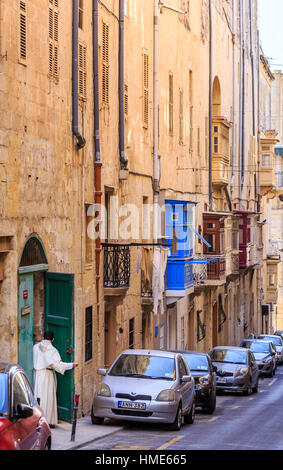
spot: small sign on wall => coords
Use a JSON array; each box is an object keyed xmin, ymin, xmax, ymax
[
  {"xmin": 23, "ymin": 290, "xmax": 28, "ymax": 299},
  {"xmin": 21, "ymin": 306, "xmax": 31, "ymax": 316}
]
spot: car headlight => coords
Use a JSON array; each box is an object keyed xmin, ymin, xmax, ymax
[
  {"xmin": 156, "ymin": 389, "xmax": 175, "ymax": 402},
  {"xmin": 236, "ymin": 367, "xmax": 249, "ymax": 377},
  {"xmin": 97, "ymin": 384, "xmax": 111, "ymax": 397},
  {"xmin": 199, "ymin": 375, "xmax": 211, "ymax": 385}
]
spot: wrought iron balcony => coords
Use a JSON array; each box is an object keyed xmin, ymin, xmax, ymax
[{"xmin": 103, "ymin": 243, "xmax": 130, "ymax": 290}]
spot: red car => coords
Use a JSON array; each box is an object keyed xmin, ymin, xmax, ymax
[{"xmin": 0, "ymin": 362, "xmax": 51, "ymax": 450}]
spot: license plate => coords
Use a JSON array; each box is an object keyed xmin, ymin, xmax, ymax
[
  {"xmin": 118, "ymin": 401, "xmax": 146, "ymax": 410},
  {"xmin": 216, "ymin": 377, "xmax": 227, "ymax": 383}
]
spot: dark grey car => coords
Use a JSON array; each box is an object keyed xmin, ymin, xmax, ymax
[
  {"xmin": 258, "ymin": 334, "xmax": 283, "ymax": 365},
  {"xmin": 209, "ymin": 346, "xmax": 259, "ymax": 395},
  {"xmin": 240, "ymin": 339, "xmax": 277, "ymax": 377},
  {"xmin": 170, "ymin": 350, "xmax": 216, "ymax": 414}
]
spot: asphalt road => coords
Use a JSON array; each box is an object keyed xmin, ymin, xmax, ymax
[{"xmin": 80, "ymin": 367, "xmax": 283, "ymax": 451}]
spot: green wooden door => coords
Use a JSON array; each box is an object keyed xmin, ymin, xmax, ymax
[
  {"xmin": 45, "ymin": 273, "xmax": 74, "ymax": 423},
  {"xmin": 18, "ymin": 274, "xmax": 34, "ymax": 385}
]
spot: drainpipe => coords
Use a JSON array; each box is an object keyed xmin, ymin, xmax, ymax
[
  {"xmin": 231, "ymin": 0, "xmax": 237, "ymax": 195},
  {"xmin": 119, "ymin": 0, "xmax": 128, "ymax": 167},
  {"xmin": 249, "ymin": 0, "xmax": 255, "ymax": 137},
  {"xmin": 93, "ymin": 0, "xmax": 102, "ymax": 344},
  {"xmin": 238, "ymin": 0, "xmax": 243, "ymax": 209},
  {"xmin": 241, "ymin": 0, "xmax": 246, "ymax": 199},
  {"xmin": 208, "ymin": 0, "xmax": 213, "ymax": 212},
  {"xmin": 153, "ymin": 0, "xmax": 160, "ymax": 242},
  {"xmin": 72, "ymin": 0, "xmax": 86, "ymax": 149},
  {"xmin": 257, "ymin": 28, "xmax": 261, "ymax": 211}
]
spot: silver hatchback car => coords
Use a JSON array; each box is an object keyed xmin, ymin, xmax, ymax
[{"xmin": 91, "ymin": 349, "xmax": 195, "ymax": 431}]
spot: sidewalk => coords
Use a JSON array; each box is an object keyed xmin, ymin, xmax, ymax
[{"xmin": 51, "ymin": 416, "xmax": 123, "ymax": 450}]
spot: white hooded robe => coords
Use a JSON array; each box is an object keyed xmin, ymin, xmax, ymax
[{"xmin": 33, "ymin": 340, "xmax": 73, "ymax": 426}]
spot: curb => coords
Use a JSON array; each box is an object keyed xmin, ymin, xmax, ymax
[{"xmin": 54, "ymin": 427, "xmax": 123, "ymax": 451}]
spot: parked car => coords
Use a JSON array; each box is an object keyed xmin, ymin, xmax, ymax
[
  {"xmin": 258, "ymin": 334, "xmax": 283, "ymax": 365},
  {"xmin": 0, "ymin": 362, "xmax": 51, "ymax": 450},
  {"xmin": 274, "ymin": 330, "xmax": 283, "ymax": 341},
  {"xmin": 170, "ymin": 350, "xmax": 216, "ymax": 414},
  {"xmin": 209, "ymin": 346, "xmax": 259, "ymax": 395},
  {"xmin": 91, "ymin": 349, "xmax": 196, "ymax": 431},
  {"xmin": 240, "ymin": 339, "xmax": 277, "ymax": 377}
]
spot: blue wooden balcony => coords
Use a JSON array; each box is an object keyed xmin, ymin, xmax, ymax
[{"xmin": 166, "ymin": 258, "xmax": 194, "ymax": 297}]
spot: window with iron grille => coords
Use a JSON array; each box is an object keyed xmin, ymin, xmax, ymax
[
  {"xmin": 129, "ymin": 318, "xmax": 134, "ymax": 349},
  {"xmin": 85, "ymin": 306, "xmax": 93, "ymax": 362},
  {"xmin": 19, "ymin": 1, "xmax": 27, "ymax": 63},
  {"xmin": 102, "ymin": 21, "xmax": 109, "ymax": 106},
  {"xmin": 142, "ymin": 52, "xmax": 149, "ymax": 128},
  {"xmin": 169, "ymin": 73, "xmax": 173, "ymax": 135},
  {"xmin": 48, "ymin": 0, "xmax": 59, "ymax": 80},
  {"xmin": 79, "ymin": 42, "xmax": 87, "ymax": 101}
]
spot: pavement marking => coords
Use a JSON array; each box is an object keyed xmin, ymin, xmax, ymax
[
  {"xmin": 208, "ymin": 417, "xmax": 219, "ymax": 422},
  {"xmin": 248, "ymin": 397, "xmax": 254, "ymax": 400},
  {"xmin": 156, "ymin": 436, "xmax": 184, "ymax": 450},
  {"xmin": 268, "ymin": 378, "xmax": 278, "ymax": 387},
  {"xmin": 114, "ymin": 445, "xmax": 151, "ymax": 450}
]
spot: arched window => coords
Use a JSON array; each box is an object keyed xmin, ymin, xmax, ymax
[{"xmin": 19, "ymin": 236, "xmax": 48, "ymax": 268}]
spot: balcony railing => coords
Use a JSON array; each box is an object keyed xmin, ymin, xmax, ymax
[
  {"xmin": 207, "ymin": 256, "xmax": 226, "ymax": 280},
  {"xmin": 103, "ymin": 243, "xmax": 130, "ymax": 289}
]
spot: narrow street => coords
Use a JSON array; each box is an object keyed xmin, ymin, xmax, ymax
[{"xmin": 80, "ymin": 368, "xmax": 283, "ymax": 451}]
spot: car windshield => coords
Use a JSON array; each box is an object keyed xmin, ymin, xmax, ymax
[
  {"xmin": 109, "ymin": 354, "xmax": 176, "ymax": 380},
  {"xmin": 183, "ymin": 353, "xmax": 209, "ymax": 372},
  {"xmin": 0, "ymin": 373, "xmax": 9, "ymax": 415},
  {"xmin": 241, "ymin": 341, "xmax": 270, "ymax": 354},
  {"xmin": 210, "ymin": 349, "xmax": 247, "ymax": 365},
  {"xmin": 259, "ymin": 336, "xmax": 282, "ymax": 346}
]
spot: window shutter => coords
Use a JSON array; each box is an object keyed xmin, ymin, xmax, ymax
[
  {"xmin": 79, "ymin": 0, "xmax": 84, "ymax": 30},
  {"xmin": 102, "ymin": 22, "xmax": 109, "ymax": 106},
  {"xmin": 169, "ymin": 73, "xmax": 173, "ymax": 134},
  {"xmin": 79, "ymin": 43, "xmax": 87, "ymax": 100},
  {"xmin": 19, "ymin": 1, "xmax": 27, "ymax": 62},
  {"xmin": 179, "ymin": 88, "xmax": 184, "ymax": 144},
  {"xmin": 49, "ymin": 0, "xmax": 59, "ymax": 79},
  {"xmin": 124, "ymin": 83, "xmax": 129, "ymax": 116},
  {"xmin": 142, "ymin": 53, "xmax": 149, "ymax": 128}
]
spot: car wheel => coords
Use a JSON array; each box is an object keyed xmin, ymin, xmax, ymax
[
  {"xmin": 252, "ymin": 379, "xmax": 259, "ymax": 394},
  {"xmin": 170, "ymin": 403, "xmax": 182, "ymax": 431},
  {"xmin": 206, "ymin": 392, "xmax": 216, "ymax": 414},
  {"xmin": 91, "ymin": 406, "xmax": 104, "ymax": 425},
  {"xmin": 184, "ymin": 400, "xmax": 195, "ymax": 424},
  {"xmin": 244, "ymin": 382, "xmax": 252, "ymax": 396}
]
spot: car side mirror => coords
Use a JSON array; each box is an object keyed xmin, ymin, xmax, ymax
[
  {"xmin": 16, "ymin": 404, "xmax": 33, "ymax": 419},
  {"xmin": 97, "ymin": 368, "xmax": 107, "ymax": 376},
  {"xmin": 181, "ymin": 375, "xmax": 192, "ymax": 383}
]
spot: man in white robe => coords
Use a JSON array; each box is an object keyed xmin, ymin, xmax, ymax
[{"xmin": 33, "ymin": 331, "xmax": 78, "ymax": 428}]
